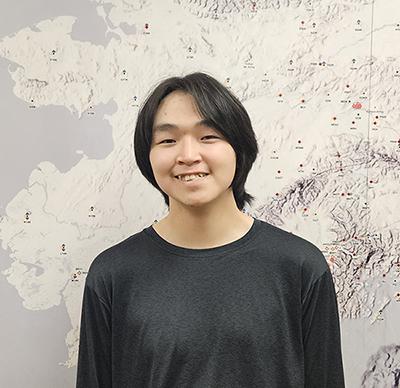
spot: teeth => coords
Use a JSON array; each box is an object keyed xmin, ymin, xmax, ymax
[{"xmin": 178, "ymin": 173, "xmax": 207, "ymax": 181}]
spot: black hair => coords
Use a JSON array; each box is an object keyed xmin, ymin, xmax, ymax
[{"xmin": 133, "ymin": 71, "xmax": 259, "ymax": 211}]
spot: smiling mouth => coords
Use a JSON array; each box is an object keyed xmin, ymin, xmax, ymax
[{"xmin": 175, "ymin": 174, "xmax": 209, "ymax": 183}]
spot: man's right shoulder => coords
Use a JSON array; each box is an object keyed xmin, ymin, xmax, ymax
[{"xmin": 86, "ymin": 228, "xmax": 148, "ymax": 283}]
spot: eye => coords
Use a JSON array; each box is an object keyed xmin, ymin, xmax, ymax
[
  {"xmin": 159, "ymin": 135, "xmax": 219, "ymax": 144},
  {"xmin": 159, "ymin": 139, "xmax": 174, "ymax": 144}
]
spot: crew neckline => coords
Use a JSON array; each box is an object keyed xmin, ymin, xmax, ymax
[{"xmin": 143, "ymin": 216, "xmax": 261, "ymax": 258}]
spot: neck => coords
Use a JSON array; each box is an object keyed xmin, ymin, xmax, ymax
[{"xmin": 155, "ymin": 193, "xmax": 253, "ymax": 248}]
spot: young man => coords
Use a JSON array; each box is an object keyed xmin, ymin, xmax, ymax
[{"xmin": 76, "ymin": 72, "xmax": 345, "ymax": 387}]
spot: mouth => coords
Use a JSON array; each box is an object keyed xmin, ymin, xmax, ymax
[{"xmin": 174, "ymin": 173, "xmax": 209, "ymax": 183}]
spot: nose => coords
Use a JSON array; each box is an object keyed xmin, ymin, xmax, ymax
[{"xmin": 176, "ymin": 136, "xmax": 202, "ymax": 164}]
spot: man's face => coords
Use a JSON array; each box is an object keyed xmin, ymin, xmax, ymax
[{"xmin": 149, "ymin": 91, "xmax": 237, "ymax": 209}]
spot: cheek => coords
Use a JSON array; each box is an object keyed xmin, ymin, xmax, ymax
[
  {"xmin": 218, "ymin": 146, "xmax": 237, "ymax": 171},
  {"xmin": 225, "ymin": 149, "xmax": 237, "ymax": 181},
  {"xmin": 209, "ymin": 147, "xmax": 236, "ymax": 183},
  {"xmin": 149, "ymin": 150, "xmax": 170, "ymax": 175}
]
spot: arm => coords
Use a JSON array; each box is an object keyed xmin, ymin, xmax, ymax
[
  {"xmin": 302, "ymin": 269, "xmax": 346, "ymax": 387},
  {"xmin": 76, "ymin": 283, "xmax": 112, "ymax": 388}
]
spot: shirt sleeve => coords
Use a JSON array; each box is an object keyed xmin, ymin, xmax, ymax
[
  {"xmin": 302, "ymin": 268, "xmax": 346, "ymax": 388},
  {"xmin": 76, "ymin": 282, "xmax": 112, "ymax": 388}
]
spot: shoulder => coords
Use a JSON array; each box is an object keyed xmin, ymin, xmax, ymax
[
  {"xmin": 85, "ymin": 226, "xmax": 149, "ymax": 290},
  {"xmin": 255, "ymin": 218, "xmax": 330, "ymax": 281}
]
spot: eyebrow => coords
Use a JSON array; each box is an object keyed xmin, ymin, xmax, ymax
[{"xmin": 153, "ymin": 118, "xmax": 214, "ymax": 133}]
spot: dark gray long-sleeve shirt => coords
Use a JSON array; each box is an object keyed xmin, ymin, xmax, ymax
[{"xmin": 76, "ymin": 217, "xmax": 345, "ymax": 387}]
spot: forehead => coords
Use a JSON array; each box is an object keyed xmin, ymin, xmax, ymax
[
  {"xmin": 154, "ymin": 92, "xmax": 200, "ymax": 120},
  {"xmin": 153, "ymin": 118, "xmax": 214, "ymax": 135},
  {"xmin": 153, "ymin": 91, "xmax": 210, "ymax": 133}
]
